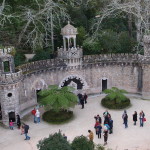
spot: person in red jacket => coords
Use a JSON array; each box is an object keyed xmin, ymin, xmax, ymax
[{"xmin": 31, "ymin": 108, "xmax": 36, "ymax": 123}]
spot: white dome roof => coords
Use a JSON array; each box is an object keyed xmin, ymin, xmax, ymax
[{"xmin": 61, "ymin": 21, "xmax": 78, "ymax": 36}]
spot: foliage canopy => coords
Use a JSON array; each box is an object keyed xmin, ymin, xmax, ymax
[{"xmin": 38, "ymin": 85, "xmax": 78, "ymax": 112}]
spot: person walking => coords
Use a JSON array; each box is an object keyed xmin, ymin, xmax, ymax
[
  {"xmin": 122, "ymin": 110, "xmax": 127, "ymax": 124},
  {"xmin": 31, "ymin": 108, "xmax": 36, "ymax": 123},
  {"xmin": 109, "ymin": 117, "xmax": 113, "ymax": 134},
  {"xmin": 88, "ymin": 130, "xmax": 94, "ymax": 142},
  {"xmin": 84, "ymin": 93, "xmax": 88, "ymax": 104},
  {"xmin": 35, "ymin": 109, "xmax": 40, "ymax": 123},
  {"xmin": 80, "ymin": 95, "xmax": 84, "ymax": 109},
  {"xmin": 139, "ymin": 110, "xmax": 145, "ymax": 127},
  {"xmin": 94, "ymin": 120, "xmax": 100, "ymax": 134},
  {"xmin": 103, "ymin": 127, "xmax": 108, "ymax": 145},
  {"xmin": 96, "ymin": 124, "xmax": 102, "ymax": 139},
  {"xmin": 24, "ymin": 124, "xmax": 30, "ymax": 140},
  {"xmin": 133, "ymin": 111, "xmax": 137, "ymax": 125},
  {"xmin": 16, "ymin": 114, "xmax": 21, "ymax": 129},
  {"xmin": 124, "ymin": 112, "xmax": 128, "ymax": 128},
  {"xmin": 9, "ymin": 120, "xmax": 14, "ymax": 130}
]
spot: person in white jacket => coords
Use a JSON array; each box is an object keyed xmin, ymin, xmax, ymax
[{"xmin": 35, "ymin": 109, "xmax": 40, "ymax": 123}]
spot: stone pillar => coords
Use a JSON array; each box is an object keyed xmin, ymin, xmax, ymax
[
  {"xmin": 63, "ymin": 37, "xmax": 66, "ymax": 50},
  {"xmin": 143, "ymin": 35, "xmax": 150, "ymax": 57}
]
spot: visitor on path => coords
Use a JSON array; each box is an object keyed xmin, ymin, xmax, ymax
[
  {"xmin": 63, "ymin": 133, "xmax": 67, "ymax": 140},
  {"xmin": 77, "ymin": 93, "xmax": 83, "ymax": 105},
  {"xmin": 94, "ymin": 120, "xmax": 100, "ymax": 134},
  {"xmin": 103, "ymin": 110, "xmax": 110, "ymax": 124},
  {"xmin": 103, "ymin": 127, "xmax": 108, "ymax": 145},
  {"xmin": 80, "ymin": 95, "xmax": 84, "ymax": 109},
  {"xmin": 9, "ymin": 120, "xmax": 14, "ymax": 130},
  {"xmin": 16, "ymin": 114, "xmax": 21, "ymax": 129},
  {"xmin": 139, "ymin": 110, "xmax": 145, "ymax": 127},
  {"xmin": 133, "ymin": 111, "xmax": 137, "ymax": 125},
  {"xmin": 96, "ymin": 124, "xmax": 102, "ymax": 139},
  {"xmin": 31, "ymin": 108, "xmax": 36, "ymax": 123},
  {"xmin": 84, "ymin": 93, "xmax": 88, "ymax": 104},
  {"xmin": 94, "ymin": 114, "xmax": 102, "ymax": 124},
  {"xmin": 20, "ymin": 125, "xmax": 24, "ymax": 135},
  {"xmin": 24, "ymin": 124, "xmax": 30, "ymax": 140},
  {"xmin": 122, "ymin": 110, "xmax": 127, "ymax": 124},
  {"xmin": 88, "ymin": 130, "xmax": 94, "ymax": 142},
  {"xmin": 123, "ymin": 112, "xmax": 128, "ymax": 128},
  {"xmin": 35, "ymin": 109, "xmax": 40, "ymax": 123},
  {"xmin": 109, "ymin": 117, "xmax": 113, "ymax": 134}
]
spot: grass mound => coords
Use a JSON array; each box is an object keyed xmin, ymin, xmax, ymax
[{"xmin": 42, "ymin": 109, "xmax": 74, "ymax": 124}]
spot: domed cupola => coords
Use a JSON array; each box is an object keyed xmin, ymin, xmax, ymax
[{"xmin": 61, "ymin": 21, "xmax": 78, "ymax": 50}]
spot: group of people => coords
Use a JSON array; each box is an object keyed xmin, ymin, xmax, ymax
[
  {"xmin": 31, "ymin": 108, "xmax": 41, "ymax": 123},
  {"xmin": 88, "ymin": 110, "xmax": 113, "ymax": 146},
  {"xmin": 9, "ymin": 114, "xmax": 30, "ymax": 140},
  {"xmin": 77, "ymin": 93, "xmax": 88, "ymax": 109},
  {"xmin": 122, "ymin": 110, "xmax": 146, "ymax": 128}
]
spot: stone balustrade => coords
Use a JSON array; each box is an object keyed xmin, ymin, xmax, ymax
[{"xmin": 16, "ymin": 53, "xmax": 143, "ymax": 75}]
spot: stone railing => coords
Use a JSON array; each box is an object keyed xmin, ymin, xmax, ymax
[
  {"xmin": 16, "ymin": 53, "xmax": 144, "ymax": 75},
  {"xmin": 0, "ymin": 70, "xmax": 22, "ymax": 84},
  {"xmin": 83, "ymin": 53, "xmax": 140, "ymax": 63},
  {"xmin": 17, "ymin": 59, "xmax": 66, "ymax": 74}
]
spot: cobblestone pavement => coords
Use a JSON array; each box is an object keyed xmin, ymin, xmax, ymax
[{"xmin": 0, "ymin": 94, "xmax": 150, "ymax": 150}]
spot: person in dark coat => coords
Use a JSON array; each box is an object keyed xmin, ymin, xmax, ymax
[
  {"xmin": 83, "ymin": 93, "xmax": 88, "ymax": 104},
  {"xmin": 133, "ymin": 111, "xmax": 137, "ymax": 125},
  {"xmin": 16, "ymin": 114, "xmax": 21, "ymax": 129},
  {"xmin": 124, "ymin": 113, "xmax": 128, "ymax": 128},
  {"xmin": 96, "ymin": 124, "xmax": 102, "ymax": 139},
  {"xmin": 24, "ymin": 124, "xmax": 30, "ymax": 140},
  {"xmin": 109, "ymin": 117, "xmax": 113, "ymax": 134},
  {"xmin": 77, "ymin": 93, "xmax": 82, "ymax": 105},
  {"xmin": 80, "ymin": 95, "xmax": 84, "ymax": 109}
]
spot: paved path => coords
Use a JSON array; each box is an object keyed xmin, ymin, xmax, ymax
[{"xmin": 0, "ymin": 95, "xmax": 150, "ymax": 150}]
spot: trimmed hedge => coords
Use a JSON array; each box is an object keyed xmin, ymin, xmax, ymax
[
  {"xmin": 42, "ymin": 109, "xmax": 74, "ymax": 124},
  {"xmin": 71, "ymin": 135, "xmax": 94, "ymax": 150},
  {"xmin": 101, "ymin": 97, "xmax": 130, "ymax": 109}
]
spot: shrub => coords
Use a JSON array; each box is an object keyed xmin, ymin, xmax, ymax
[
  {"xmin": 42, "ymin": 109, "xmax": 74, "ymax": 124},
  {"xmin": 37, "ymin": 132, "xmax": 72, "ymax": 150},
  {"xmin": 71, "ymin": 135, "xmax": 94, "ymax": 150},
  {"xmin": 101, "ymin": 87, "xmax": 130, "ymax": 109}
]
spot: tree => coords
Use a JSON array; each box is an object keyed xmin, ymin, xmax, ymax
[
  {"xmin": 37, "ymin": 132, "xmax": 72, "ymax": 150},
  {"xmin": 104, "ymin": 87, "xmax": 128, "ymax": 104},
  {"xmin": 38, "ymin": 85, "xmax": 78, "ymax": 112},
  {"xmin": 18, "ymin": 0, "xmax": 70, "ymax": 52},
  {"xmin": 93, "ymin": 0, "xmax": 150, "ymax": 48},
  {"xmin": 71, "ymin": 135, "xmax": 94, "ymax": 150}
]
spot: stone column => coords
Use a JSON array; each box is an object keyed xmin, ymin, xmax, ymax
[{"xmin": 144, "ymin": 35, "xmax": 150, "ymax": 57}]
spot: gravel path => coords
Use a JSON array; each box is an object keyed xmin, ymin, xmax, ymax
[{"xmin": 0, "ymin": 94, "xmax": 150, "ymax": 150}]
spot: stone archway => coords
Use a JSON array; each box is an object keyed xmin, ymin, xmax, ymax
[
  {"xmin": 31, "ymin": 79, "xmax": 47, "ymax": 91},
  {"xmin": 31, "ymin": 79, "xmax": 47, "ymax": 102},
  {"xmin": 59, "ymin": 75, "xmax": 88, "ymax": 90}
]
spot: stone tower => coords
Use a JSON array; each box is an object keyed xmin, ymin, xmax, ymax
[
  {"xmin": 0, "ymin": 49, "xmax": 22, "ymax": 126},
  {"xmin": 57, "ymin": 21, "xmax": 83, "ymax": 66}
]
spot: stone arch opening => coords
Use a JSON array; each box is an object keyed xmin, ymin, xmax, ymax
[
  {"xmin": 59, "ymin": 75, "xmax": 88, "ymax": 90},
  {"xmin": 9, "ymin": 111, "xmax": 16, "ymax": 122},
  {"xmin": 62, "ymin": 78, "xmax": 83, "ymax": 89}
]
